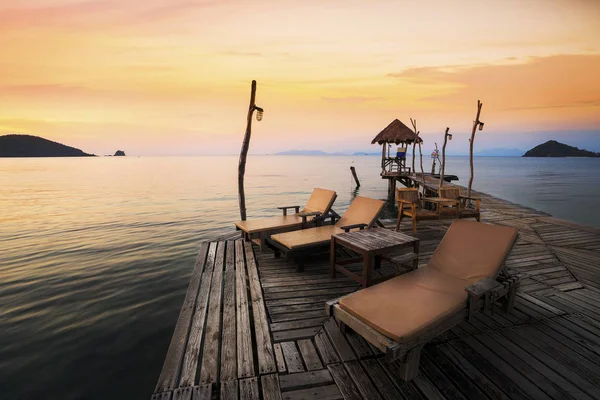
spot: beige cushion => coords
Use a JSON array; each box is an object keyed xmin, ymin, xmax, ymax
[
  {"xmin": 428, "ymin": 220, "xmax": 518, "ymax": 283},
  {"xmin": 271, "ymin": 196, "xmax": 386, "ymax": 250},
  {"xmin": 339, "ymin": 267, "xmax": 468, "ymax": 342},
  {"xmin": 336, "ymin": 196, "xmax": 386, "ymax": 228},
  {"xmin": 234, "ymin": 188, "xmax": 337, "ymax": 234},
  {"xmin": 338, "ymin": 220, "xmax": 518, "ymax": 343},
  {"xmin": 235, "ymin": 215, "xmax": 303, "ymax": 234},
  {"xmin": 303, "ymin": 188, "xmax": 337, "ymax": 214},
  {"xmin": 270, "ymin": 225, "xmax": 344, "ymax": 249}
]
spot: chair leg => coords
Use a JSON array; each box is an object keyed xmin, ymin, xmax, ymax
[
  {"xmin": 398, "ymin": 345, "xmax": 423, "ymax": 381},
  {"xmin": 395, "ymin": 212, "xmax": 403, "ymax": 231},
  {"xmin": 412, "ymin": 217, "xmax": 417, "ymax": 233}
]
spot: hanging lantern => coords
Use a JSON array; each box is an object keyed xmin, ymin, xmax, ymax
[{"xmin": 256, "ymin": 109, "xmax": 263, "ymax": 121}]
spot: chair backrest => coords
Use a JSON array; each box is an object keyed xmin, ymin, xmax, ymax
[
  {"xmin": 336, "ymin": 196, "xmax": 386, "ymax": 228},
  {"xmin": 302, "ymin": 188, "xmax": 337, "ymax": 215},
  {"xmin": 428, "ymin": 220, "xmax": 518, "ymax": 283},
  {"xmin": 438, "ymin": 186, "xmax": 461, "ymax": 200},
  {"xmin": 396, "ymin": 188, "xmax": 420, "ymax": 209}
]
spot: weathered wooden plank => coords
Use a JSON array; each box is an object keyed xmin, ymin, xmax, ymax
[
  {"xmin": 270, "ymin": 317, "xmax": 329, "ymax": 332},
  {"xmin": 327, "ymin": 364, "xmax": 362, "ymax": 400},
  {"xmin": 314, "ymin": 329, "xmax": 340, "ymax": 365},
  {"xmin": 280, "ymin": 341, "xmax": 305, "ymax": 373},
  {"xmin": 297, "ymin": 339, "xmax": 324, "ymax": 371},
  {"xmin": 200, "ymin": 241, "xmax": 226, "ymax": 384},
  {"xmin": 261, "ymin": 374, "xmax": 283, "ymax": 400},
  {"xmin": 270, "ymin": 310, "xmax": 327, "ymax": 323},
  {"xmin": 235, "ymin": 240, "xmax": 255, "ymax": 378},
  {"xmin": 323, "ymin": 318, "xmax": 356, "ymax": 362},
  {"xmin": 173, "ymin": 386, "xmax": 194, "ymax": 400},
  {"xmin": 425, "ymin": 346, "xmax": 506, "ymax": 400},
  {"xmin": 360, "ymin": 359, "xmax": 403, "ymax": 400},
  {"xmin": 455, "ymin": 337, "xmax": 551, "ymax": 400},
  {"xmin": 343, "ymin": 361, "xmax": 382, "ymax": 400},
  {"xmin": 179, "ymin": 242, "xmax": 218, "ymax": 387},
  {"xmin": 151, "ymin": 392, "xmax": 173, "ymax": 400},
  {"xmin": 220, "ymin": 242, "xmax": 237, "ymax": 381},
  {"xmin": 274, "ymin": 343, "xmax": 287, "ymax": 373},
  {"xmin": 192, "ymin": 384, "xmax": 212, "ymax": 400},
  {"xmin": 437, "ymin": 343, "xmax": 521, "ymax": 400},
  {"xmin": 502, "ymin": 327, "xmax": 600, "ymax": 399},
  {"xmin": 244, "ymin": 241, "xmax": 277, "ymax": 374},
  {"xmin": 279, "ymin": 369, "xmax": 333, "ymax": 391},
  {"xmin": 411, "ymin": 374, "xmax": 446, "ymax": 400},
  {"xmin": 343, "ymin": 330, "xmax": 374, "ymax": 358},
  {"xmin": 239, "ymin": 377, "xmax": 260, "ymax": 400},
  {"xmin": 477, "ymin": 331, "xmax": 583, "ymax": 400},
  {"xmin": 220, "ymin": 380, "xmax": 238, "ymax": 400},
  {"xmin": 273, "ymin": 327, "xmax": 320, "ymax": 342},
  {"xmin": 281, "ymin": 384, "xmax": 343, "ymax": 400},
  {"xmin": 155, "ymin": 243, "xmax": 209, "ymax": 392}
]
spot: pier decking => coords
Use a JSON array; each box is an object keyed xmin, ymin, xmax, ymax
[{"xmin": 152, "ymin": 191, "xmax": 600, "ymax": 400}]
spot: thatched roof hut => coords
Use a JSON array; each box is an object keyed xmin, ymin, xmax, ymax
[{"xmin": 371, "ymin": 119, "xmax": 422, "ymax": 145}]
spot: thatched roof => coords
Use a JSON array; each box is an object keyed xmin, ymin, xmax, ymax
[{"xmin": 371, "ymin": 119, "xmax": 422, "ymax": 145}]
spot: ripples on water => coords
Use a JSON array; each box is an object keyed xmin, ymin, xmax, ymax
[{"xmin": 1, "ymin": 155, "xmax": 599, "ymax": 399}]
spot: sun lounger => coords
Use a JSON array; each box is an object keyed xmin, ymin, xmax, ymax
[
  {"xmin": 235, "ymin": 188, "xmax": 337, "ymax": 250},
  {"xmin": 327, "ymin": 220, "xmax": 519, "ymax": 380},
  {"xmin": 266, "ymin": 196, "xmax": 386, "ymax": 270}
]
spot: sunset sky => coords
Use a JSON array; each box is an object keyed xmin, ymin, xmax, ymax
[{"xmin": 1, "ymin": 0, "xmax": 599, "ymax": 155}]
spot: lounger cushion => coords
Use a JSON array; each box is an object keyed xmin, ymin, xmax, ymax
[
  {"xmin": 235, "ymin": 215, "xmax": 303, "ymax": 234},
  {"xmin": 271, "ymin": 225, "xmax": 344, "ymax": 249},
  {"xmin": 303, "ymin": 188, "xmax": 337, "ymax": 214},
  {"xmin": 428, "ymin": 220, "xmax": 518, "ymax": 283},
  {"xmin": 339, "ymin": 267, "xmax": 468, "ymax": 342},
  {"xmin": 235, "ymin": 188, "xmax": 337, "ymax": 234},
  {"xmin": 336, "ymin": 196, "xmax": 386, "ymax": 228}
]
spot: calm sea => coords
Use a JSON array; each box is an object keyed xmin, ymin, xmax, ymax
[{"xmin": 1, "ymin": 155, "xmax": 599, "ymax": 399}]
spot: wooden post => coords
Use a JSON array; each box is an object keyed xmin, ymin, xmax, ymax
[
  {"xmin": 468, "ymin": 100, "xmax": 484, "ymax": 200},
  {"xmin": 439, "ymin": 128, "xmax": 451, "ymax": 188},
  {"xmin": 238, "ymin": 80, "xmax": 257, "ymax": 221},
  {"xmin": 410, "ymin": 118, "xmax": 424, "ymax": 187},
  {"xmin": 350, "ymin": 166, "xmax": 360, "ymax": 187},
  {"xmin": 381, "ymin": 144, "xmax": 386, "ymax": 174},
  {"xmin": 411, "ymin": 140, "xmax": 416, "ymax": 175}
]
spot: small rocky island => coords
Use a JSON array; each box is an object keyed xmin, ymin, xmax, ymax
[
  {"xmin": 523, "ymin": 140, "xmax": 600, "ymax": 157},
  {"xmin": 114, "ymin": 150, "xmax": 126, "ymax": 156},
  {"xmin": 0, "ymin": 134, "xmax": 94, "ymax": 157}
]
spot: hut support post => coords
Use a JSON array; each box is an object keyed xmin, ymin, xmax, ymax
[
  {"xmin": 238, "ymin": 80, "xmax": 258, "ymax": 221},
  {"xmin": 388, "ymin": 178, "xmax": 397, "ymax": 199},
  {"xmin": 468, "ymin": 100, "xmax": 484, "ymax": 202},
  {"xmin": 439, "ymin": 128, "xmax": 451, "ymax": 188}
]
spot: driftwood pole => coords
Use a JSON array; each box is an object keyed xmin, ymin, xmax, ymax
[
  {"xmin": 439, "ymin": 127, "xmax": 451, "ymax": 188},
  {"xmin": 238, "ymin": 80, "xmax": 263, "ymax": 221},
  {"xmin": 411, "ymin": 138, "xmax": 416, "ymax": 175},
  {"xmin": 410, "ymin": 118, "xmax": 424, "ymax": 187},
  {"xmin": 467, "ymin": 100, "xmax": 484, "ymax": 200},
  {"xmin": 350, "ymin": 166, "xmax": 361, "ymax": 187}
]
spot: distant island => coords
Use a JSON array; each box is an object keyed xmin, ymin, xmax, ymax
[
  {"xmin": 0, "ymin": 134, "xmax": 94, "ymax": 157},
  {"xmin": 275, "ymin": 150, "xmax": 329, "ymax": 155},
  {"xmin": 523, "ymin": 140, "xmax": 600, "ymax": 157},
  {"xmin": 114, "ymin": 150, "xmax": 126, "ymax": 156}
]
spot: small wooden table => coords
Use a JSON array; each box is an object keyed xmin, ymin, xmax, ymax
[{"xmin": 330, "ymin": 229, "xmax": 420, "ymax": 288}]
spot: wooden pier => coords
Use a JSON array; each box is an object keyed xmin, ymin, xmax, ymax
[{"xmin": 152, "ymin": 190, "xmax": 600, "ymax": 400}]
